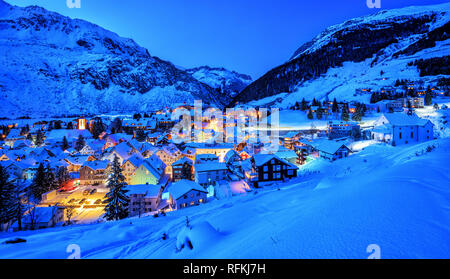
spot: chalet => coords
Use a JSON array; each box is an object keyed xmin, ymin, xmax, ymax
[
  {"xmin": 155, "ymin": 143, "xmax": 182, "ymax": 178},
  {"xmin": 103, "ymin": 142, "xmax": 139, "ymax": 164},
  {"xmin": 186, "ymin": 142, "xmax": 233, "ymax": 162},
  {"xmin": 372, "ymin": 113, "xmax": 434, "ymax": 146},
  {"xmin": 194, "ymin": 162, "xmax": 229, "ymax": 187},
  {"xmin": 79, "ymin": 160, "xmax": 110, "ymax": 186},
  {"xmin": 127, "ymin": 183, "xmax": 164, "ymax": 216},
  {"xmin": 314, "ymin": 140, "xmax": 351, "ymax": 161},
  {"xmin": 246, "ymin": 154, "xmax": 298, "ymax": 187},
  {"xmin": 172, "ymin": 157, "xmax": 193, "ymax": 182},
  {"xmin": 164, "ymin": 180, "xmax": 208, "ymax": 210},
  {"xmin": 4, "ymin": 128, "xmax": 24, "ymax": 148},
  {"xmin": 103, "ymin": 133, "xmax": 133, "ymax": 150},
  {"xmin": 282, "ymin": 131, "xmax": 302, "ymax": 149},
  {"xmin": 65, "ymin": 155, "xmax": 96, "ymax": 172},
  {"xmin": 121, "ymin": 154, "xmax": 144, "ymax": 185},
  {"xmin": 130, "ymin": 154, "xmax": 166, "ymax": 185}
]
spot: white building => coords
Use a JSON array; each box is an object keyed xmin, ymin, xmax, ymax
[
  {"xmin": 194, "ymin": 162, "xmax": 229, "ymax": 187},
  {"xmin": 372, "ymin": 113, "xmax": 434, "ymax": 146},
  {"xmin": 164, "ymin": 180, "xmax": 208, "ymax": 210}
]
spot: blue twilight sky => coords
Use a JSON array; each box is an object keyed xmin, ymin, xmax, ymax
[{"xmin": 4, "ymin": 0, "xmax": 449, "ymax": 78}]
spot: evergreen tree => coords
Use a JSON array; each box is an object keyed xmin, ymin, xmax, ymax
[
  {"xmin": 341, "ymin": 105, "xmax": 350, "ymax": 121},
  {"xmin": 135, "ymin": 130, "xmax": 147, "ymax": 142},
  {"xmin": 10, "ymin": 181, "xmax": 25, "ymax": 231},
  {"xmin": 56, "ymin": 167, "xmax": 70, "ymax": 187},
  {"xmin": 425, "ymin": 89, "xmax": 433, "ymax": 106},
  {"xmin": 352, "ymin": 107, "xmax": 362, "ymax": 121},
  {"xmin": 104, "ymin": 156, "xmax": 129, "ymax": 221},
  {"xmin": 67, "ymin": 121, "xmax": 74, "ymax": 130},
  {"xmin": 300, "ymin": 98, "xmax": 308, "ymax": 111},
  {"xmin": 332, "ymin": 98, "xmax": 339, "ymax": 113},
  {"xmin": 29, "ymin": 163, "xmax": 46, "ymax": 202},
  {"xmin": 0, "ymin": 165, "xmax": 16, "ymax": 228},
  {"xmin": 74, "ymin": 135, "xmax": 85, "ymax": 151},
  {"xmin": 91, "ymin": 119, "xmax": 105, "ymax": 139},
  {"xmin": 62, "ymin": 136, "xmax": 69, "ymax": 151},
  {"xmin": 316, "ymin": 103, "xmax": 323, "ymax": 120},
  {"xmin": 307, "ymin": 110, "xmax": 314, "ymax": 120},
  {"xmin": 34, "ymin": 130, "xmax": 44, "ymax": 147},
  {"xmin": 45, "ymin": 165, "xmax": 59, "ymax": 192}
]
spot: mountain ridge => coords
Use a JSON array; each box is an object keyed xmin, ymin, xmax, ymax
[
  {"xmin": 0, "ymin": 0, "xmax": 248, "ymax": 117},
  {"xmin": 233, "ymin": 2, "xmax": 450, "ymax": 107}
]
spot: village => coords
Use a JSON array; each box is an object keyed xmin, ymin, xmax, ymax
[{"xmin": 0, "ymin": 80, "xmax": 448, "ymax": 232}]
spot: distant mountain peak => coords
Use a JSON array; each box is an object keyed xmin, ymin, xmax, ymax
[
  {"xmin": 233, "ymin": 2, "xmax": 450, "ymax": 107},
  {"xmin": 0, "ymin": 1, "xmax": 242, "ymax": 117}
]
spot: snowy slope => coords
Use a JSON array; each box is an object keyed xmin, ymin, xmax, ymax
[
  {"xmin": 0, "ymin": 0, "xmax": 239, "ymax": 117},
  {"xmin": 186, "ymin": 66, "xmax": 252, "ymax": 100},
  {"xmin": 1, "ymin": 138, "xmax": 450, "ymax": 259},
  {"xmin": 235, "ymin": 2, "xmax": 450, "ymax": 107}
]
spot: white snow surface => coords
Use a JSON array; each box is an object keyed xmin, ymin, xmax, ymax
[{"xmin": 1, "ymin": 138, "xmax": 450, "ymax": 259}]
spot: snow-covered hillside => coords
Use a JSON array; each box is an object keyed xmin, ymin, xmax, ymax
[
  {"xmin": 0, "ymin": 0, "xmax": 245, "ymax": 118},
  {"xmin": 235, "ymin": 2, "xmax": 450, "ymax": 107},
  {"xmin": 1, "ymin": 138, "xmax": 450, "ymax": 259},
  {"xmin": 186, "ymin": 66, "xmax": 252, "ymax": 101}
]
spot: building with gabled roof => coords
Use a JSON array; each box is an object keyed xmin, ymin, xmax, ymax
[
  {"xmin": 372, "ymin": 113, "xmax": 434, "ymax": 146},
  {"xmin": 163, "ymin": 180, "xmax": 208, "ymax": 210},
  {"xmin": 130, "ymin": 154, "xmax": 166, "ymax": 185}
]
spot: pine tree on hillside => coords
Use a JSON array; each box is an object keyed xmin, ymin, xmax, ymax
[
  {"xmin": 332, "ymin": 98, "xmax": 339, "ymax": 113},
  {"xmin": 352, "ymin": 108, "xmax": 362, "ymax": 121},
  {"xmin": 45, "ymin": 165, "xmax": 59, "ymax": 192},
  {"xmin": 74, "ymin": 135, "xmax": 85, "ymax": 151},
  {"xmin": 34, "ymin": 130, "xmax": 44, "ymax": 147},
  {"xmin": 307, "ymin": 110, "xmax": 314, "ymax": 120},
  {"xmin": 425, "ymin": 89, "xmax": 433, "ymax": 106},
  {"xmin": 29, "ymin": 163, "xmax": 46, "ymax": 202},
  {"xmin": 0, "ymin": 166, "xmax": 16, "ymax": 228},
  {"xmin": 300, "ymin": 98, "xmax": 308, "ymax": 111},
  {"xmin": 104, "ymin": 155, "xmax": 129, "ymax": 221},
  {"xmin": 62, "ymin": 136, "xmax": 69, "ymax": 151},
  {"xmin": 341, "ymin": 106, "xmax": 350, "ymax": 121},
  {"xmin": 9, "ymin": 181, "xmax": 25, "ymax": 231},
  {"xmin": 56, "ymin": 166, "xmax": 70, "ymax": 187}
]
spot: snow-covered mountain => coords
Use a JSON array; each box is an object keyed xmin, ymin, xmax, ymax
[
  {"xmin": 186, "ymin": 66, "xmax": 252, "ymax": 102},
  {"xmin": 0, "ymin": 0, "xmax": 243, "ymax": 118},
  {"xmin": 233, "ymin": 2, "xmax": 450, "ymax": 107}
]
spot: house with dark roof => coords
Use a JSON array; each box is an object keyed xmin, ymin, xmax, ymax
[{"xmin": 246, "ymin": 154, "xmax": 298, "ymax": 187}]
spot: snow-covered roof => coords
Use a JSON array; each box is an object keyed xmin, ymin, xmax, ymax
[
  {"xmin": 126, "ymin": 184, "xmax": 162, "ymax": 198},
  {"xmin": 65, "ymin": 155, "xmax": 91, "ymax": 166},
  {"xmin": 315, "ymin": 140, "xmax": 350, "ymax": 155},
  {"xmin": 82, "ymin": 160, "xmax": 109, "ymax": 171},
  {"xmin": 123, "ymin": 153, "xmax": 144, "ymax": 168},
  {"xmin": 382, "ymin": 113, "xmax": 430, "ymax": 126},
  {"xmin": 167, "ymin": 180, "xmax": 208, "ymax": 200},
  {"xmin": 46, "ymin": 129, "xmax": 92, "ymax": 141},
  {"xmin": 195, "ymin": 162, "xmax": 228, "ymax": 172},
  {"xmin": 172, "ymin": 157, "xmax": 193, "ymax": 166}
]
